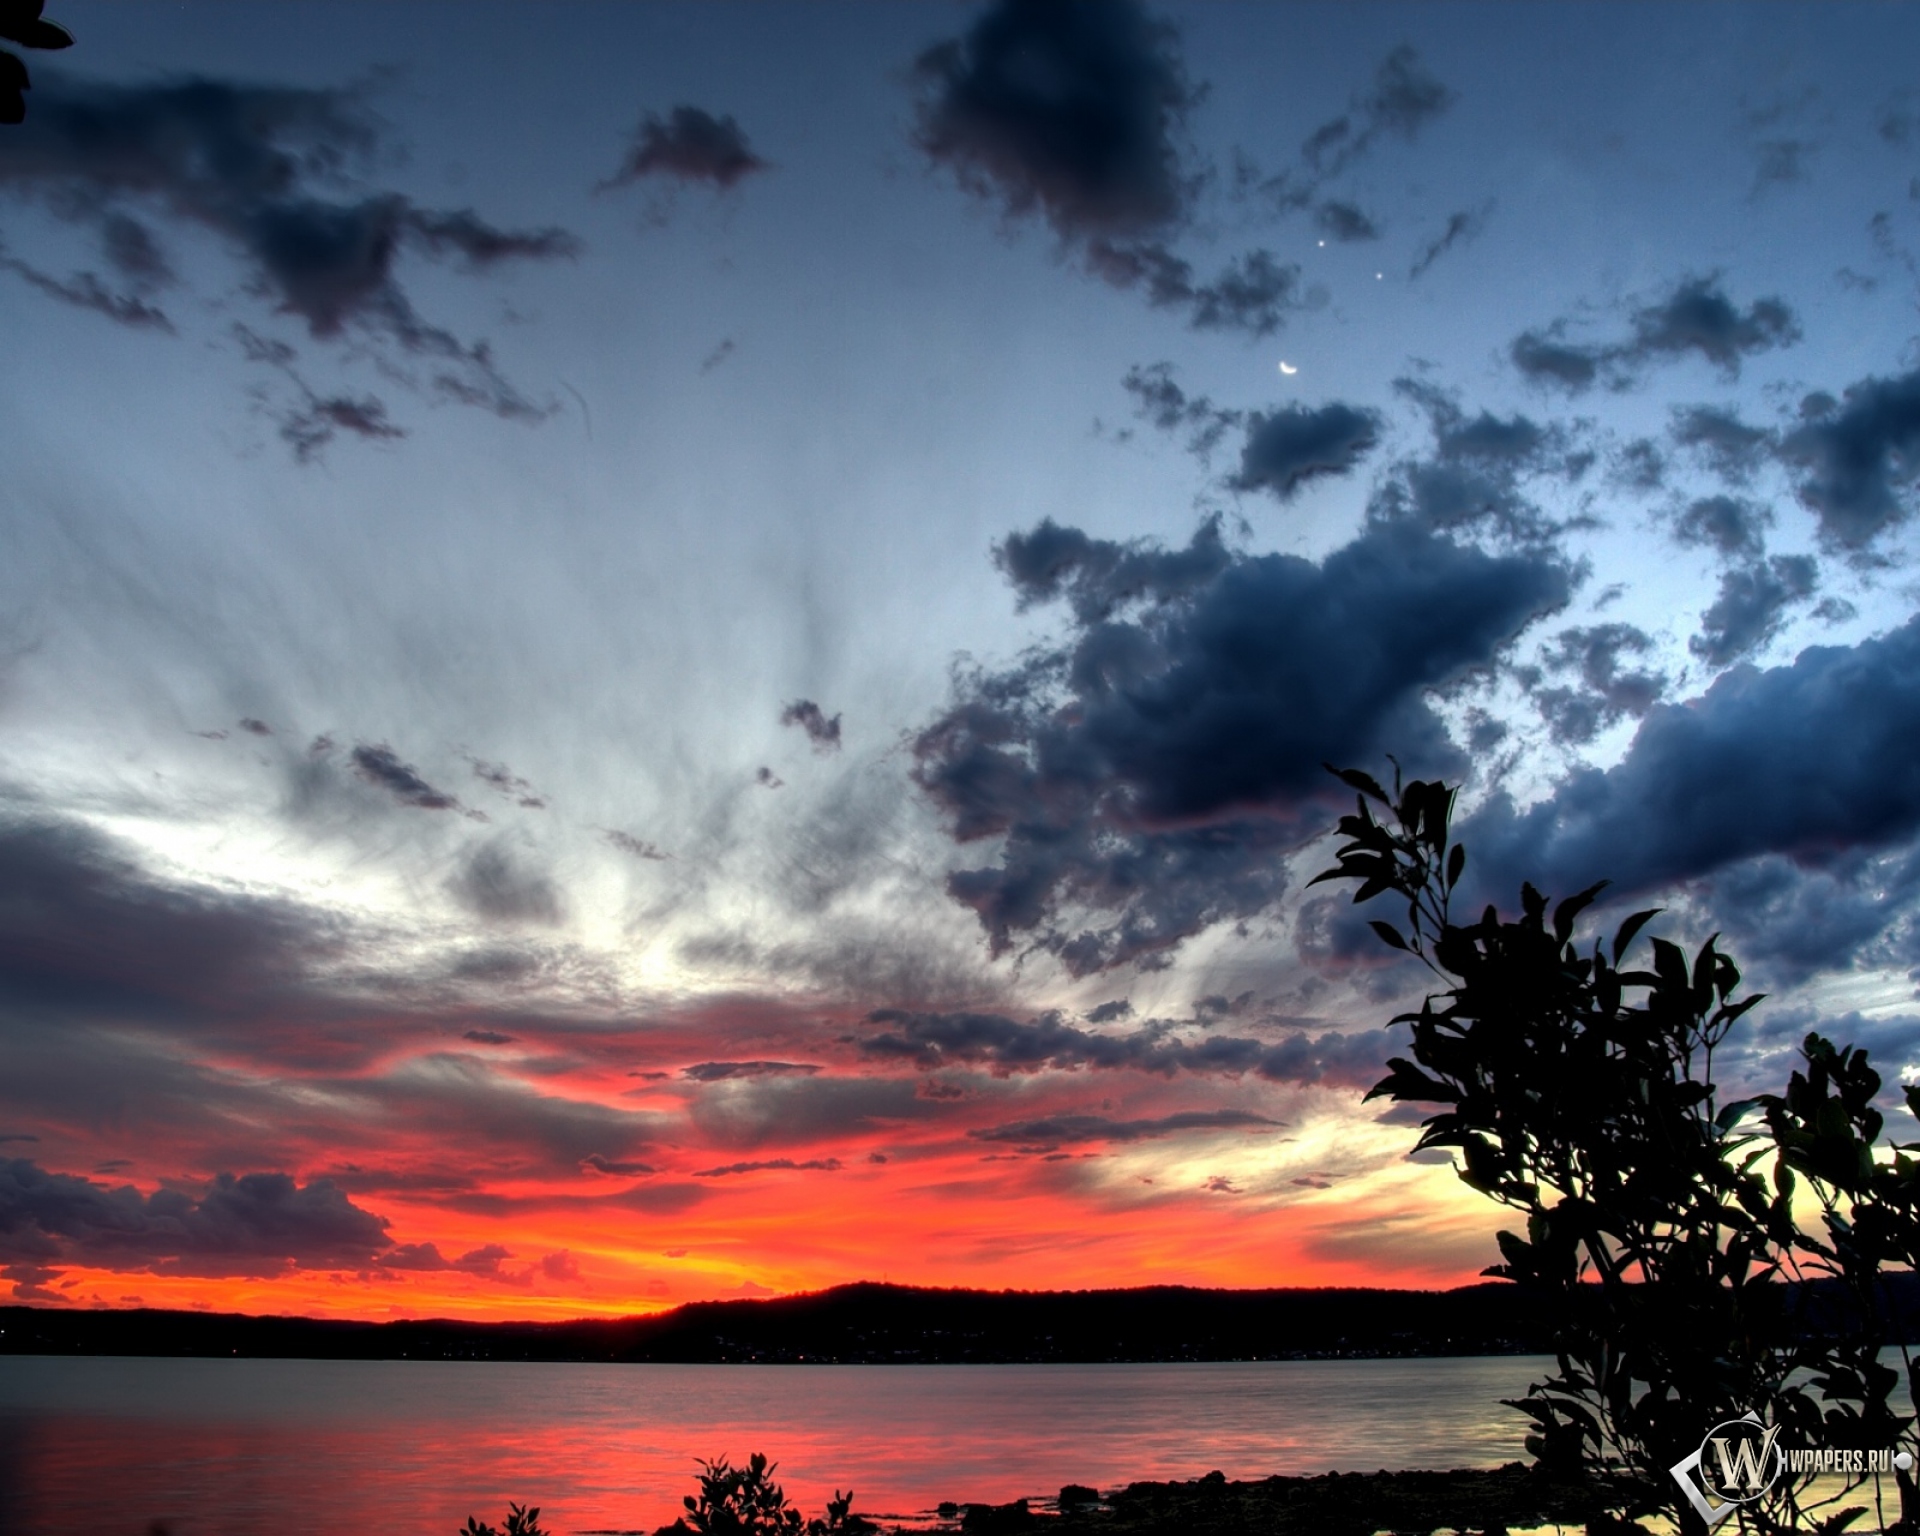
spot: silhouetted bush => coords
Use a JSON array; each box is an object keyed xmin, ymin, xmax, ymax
[
  {"xmin": 1319, "ymin": 762, "xmax": 1920, "ymax": 1534},
  {"xmin": 650, "ymin": 1453, "xmax": 872, "ymax": 1536},
  {"xmin": 458, "ymin": 1455, "xmax": 875, "ymax": 1536},
  {"xmin": 460, "ymin": 1503, "xmax": 547, "ymax": 1536}
]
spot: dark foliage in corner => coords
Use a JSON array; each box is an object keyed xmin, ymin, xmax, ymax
[
  {"xmin": 0, "ymin": 0, "xmax": 71, "ymax": 123},
  {"xmin": 1317, "ymin": 762, "xmax": 1920, "ymax": 1534}
]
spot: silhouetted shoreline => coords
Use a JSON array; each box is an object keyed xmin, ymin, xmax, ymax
[
  {"xmin": 6, "ymin": 1275, "xmax": 1914, "ymax": 1363},
  {"xmin": 919, "ymin": 1464, "xmax": 1627, "ymax": 1536}
]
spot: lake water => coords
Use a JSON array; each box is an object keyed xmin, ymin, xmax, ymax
[{"xmin": 0, "ymin": 1354, "xmax": 1549, "ymax": 1535}]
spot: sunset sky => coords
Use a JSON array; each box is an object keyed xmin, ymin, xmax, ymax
[{"xmin": 4, "ymin": 1, "xmax": 1920, "ymax": 1320}]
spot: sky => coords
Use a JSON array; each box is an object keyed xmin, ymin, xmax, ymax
[{"xmin": 4, "ymin": 1, "xmax": 1920, "ymax": 1321}]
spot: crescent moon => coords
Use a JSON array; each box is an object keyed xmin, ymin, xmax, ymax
[{"xmin": 1278, "ymin": 361, "xmax": 1298, "ymax": 375}]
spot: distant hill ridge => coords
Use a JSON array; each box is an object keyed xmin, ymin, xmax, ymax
[{"xmin": 4, "ymin": 1276, "xmax": 1913, "ymax": 1363}]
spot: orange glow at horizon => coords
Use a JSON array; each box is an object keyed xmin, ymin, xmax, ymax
[
  {"xmin": 15, "ymin": 1095, "xmax": 1506, "ymax": 1322},
  {"xmin": 2, "ymin": 985, "xmax": 1512, "ymax": 1321}
]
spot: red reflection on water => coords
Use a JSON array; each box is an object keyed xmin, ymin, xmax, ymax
[
  {"xmin": 0, "ymin": 1357, "xmax": 1537, "ymax": 1536},
  {"xmin": 6, "ymin": 1413, "xmax": 981, "ymax": 1535}
]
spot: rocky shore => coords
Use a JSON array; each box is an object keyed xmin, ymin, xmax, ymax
[{"xmin": 918, "ymin": 1464, "xmax": 1641, "ymax": 1536}]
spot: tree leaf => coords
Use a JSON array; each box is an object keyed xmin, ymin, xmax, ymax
[
  {"xmin": 1551, "ymin": 880, "xmax": 1609, "ymax": 944},
  {"xmin": 1323, "ymin": 763, "xmax": 1389, "ymax": 803},
  {"xmin": 1611, "ymin": 907, "xmax": 1661, "ymax": 964}
]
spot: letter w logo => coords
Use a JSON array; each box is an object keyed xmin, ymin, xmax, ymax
[{"xmin": 1711, "ymin": 1426, "xmax": 1782, "ymax": 1494}]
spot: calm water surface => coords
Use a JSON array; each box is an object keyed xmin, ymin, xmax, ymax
[{"xmin": 0, "ymin": 1354, "xmax": 1549, "ymax": 1535}]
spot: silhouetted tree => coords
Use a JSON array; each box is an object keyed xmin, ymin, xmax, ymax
[
  {"xmin": 0, "ymin": 0, "xmax": 72, "ymax": 123},
  {"xmin": 1317, "ymin": 762, "xmax": 1920, "ymax": 1535}
]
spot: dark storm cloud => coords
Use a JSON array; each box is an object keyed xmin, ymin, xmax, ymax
[
  {"xmin": 276, "ymin": 392, "xmax": 405, "ymax": 461},
  {"xmin": 1314, "ymin": 200, "xmax": 1378, "ymax": 243},
  {"xmin": 780, "ymin": 700, "xmax": 843, "ymax": 753},
  {"xmin": 1122, "ymin": 359, "xmax": 1201, "ymax": 430},
  {"xmin": 685, "ymin": 1073, "xmax": 926, "ymax": 1151},
  {"xmin": 1697, "ymin": 853, "xmax": 1920, "ymax": 989},
  {"xmin": 1508, "ymin": 327, "xmax": 1600, "ymax": 391},
  {"xmin": 0, "ymin": 250, "xmax": 172, "ymax": 330},
  {"xmin": 994, "ymin": 514, "xmax": 1231, "ymax": 623},
  {"xmin": 1305, "ymin": 45, "xmax": 1453, "ymax": 169},
  {"xmin": 1085, "ymin": 238, "xmax": 1307, "ymax": 338},
  {"xmin": 462, "ymin": 1029, "xmax": 515, "ymax": 1046},
  {"xmin": 1510, "ymin": 277, "xmax": 1799, "ymax": 392},
  {"xmin": 912, "ymin": 0, "xmax": 1197, "ymax": 240},
  {"xmin": 1673, "ymin": 495, "xmax": 1772, "ymax": 560},
  {"xmin": 469, "ymin": 758, "xmax": 544, "ymax": 808},
  {"xmin": 0, "ymin": 814, "xmax": 341, "ymax": 1023},
  {"xmin": 580, "ymin": 1154, "xmax": 655, "ymax": 1177},
  {"xmin": 604, "ymin": 830, "xmax": 670, "ymax": 861},
  {"xmin": 1252, "ymin": 45, "xmax": 1454, "ymax": 212},
  {"xmin": 349, "ymin": 744, "xmax": 461, "ymax": 811},
  {"xmin": 354, "ymin": 1054, "xmax": 666, "ymax": 1176},
  {"xmin": 910, "ymin": 0, "xmax": 1305, "ymax": 337},
  {"xmin": 1751, "ymin": 1008, "xmax": 1920, "ymax": 1079},
  {"xmin": 915, "ymin": 519, "xmax": 1568, "ymax": 971},
  {"xmin": 599, "ymin": 105, "xmax": 768, "ymax": 191},
  {"xmin": 1779, "ymin": 368, "xmax": 1920, "ymax": 550},
  {"xmin": 99, "ymin": 211, "xmax": 172, "ymax": 285},
  {"xmin": 1180, "ymin": 249, "xmax": 1306, "ymax": 336},
  {"xmin": 1120, "ymin": 361, "xmax": 1237, "ymax": 456},
  {"xmin": 1610, "ymin": 439, "xmax": 1666, "ymax": 494},
  {"xmin": 692, "ymin": 1158, "xmax": 843, "ymax": 1177},
  {"xmin": 859, "ymin": 1009, "xmax": 1390, "ymax": 1088},
  {"xmin": 1531, "ymin": 623, "xmax": 1666, "ymax": 746},
  {"xmin": 400, "ymin": 207, "xmax": 578, "ymax": 269},
  {"xmin": 1295, "ymin": 891, "xmax": 1410, "ymax": 974},
  {"xmin": 0, "ymin": 72, "xmax": 576, "ymax": 443},
  {"xmin": 1367, "ymin": 382, "xmax": 1575, "ymax": 545},
  {"xmin": 1192, "ymin": 991, "xmax": 1257, "ymax": 1021},
  {"xmin": 968, "ymin": 1108, "xmax": 1278, "ymax": 1153},
  {"xmin": 233, "ymin": 322, "xmax": 408, "ymax": 461},
  {"xmin": 681, "ymin": 1061, "xmax": 822, "ymax": 1083},
  {"xmin": 1407, "ymin": 203, "xmax": 1491, "ymax": 280},
  {"xmin": 1630, "ymin": 278, "xmax": 1799, "ymax": 371},
  {"xmin": 1688, "ymin": 556, "xmax": 1820, "ymax": 668},
  {"xmin": 0, "ymin": 1159, "xmax": 389, "ymax": 1278},
  {"xmin": 1670, "ymin": 405, "xmax": 1774, "ymax": 484},
  {"xmin": 0, "ymin": 811, "xmax": 690, "ymax": 1184},
  {"xmin": 378, "ymin": 1241, "xmax": 514, "ymax": 1275},
  {"xmin": 11, "ymin": 1012, "xmax": 586, "ymax": 1192},
  {"xmin": 1464, "ymin": 613, "xmax": 1920, "ymax": 906},
  {"xmin": 447, "ymin": 844, "xmax": 564, "ymax": 926},
  {"xmin": 0, "ymin": 73, "xmax": 578, "ymax": 335},
  {"xmin": 439, "ymin": 1180, "xmax": 707, "ymax": 1220},
  {"xmin": 1228, "ymin": 402, "xmax": 1381, "ymax": 500}
]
